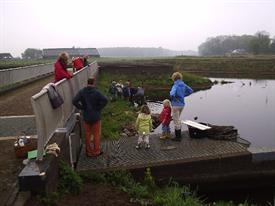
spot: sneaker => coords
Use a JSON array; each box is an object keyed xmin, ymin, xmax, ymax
[
  {"xmin": 159, "ymin": 135, "xmax": 166, "ymax": 140},
  {"xmin": 135, "ymin": 144, "xmax": 141, "ymax": 149},
  {"xmin": 145, "ymin": 144, "xmax": 150, "ymax": 149}
]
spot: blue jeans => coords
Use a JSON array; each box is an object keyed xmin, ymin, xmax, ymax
[{"xmin": 162, "ymin": 124, "xmax": 171, "ymax": 133}]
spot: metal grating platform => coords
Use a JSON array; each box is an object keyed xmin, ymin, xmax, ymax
[{"xmin": 77, "ymin": 133, "xmax": 249, "ymax": 172}]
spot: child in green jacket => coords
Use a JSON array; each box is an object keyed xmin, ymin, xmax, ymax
[{"xmin": 135, "ymin": 105, "xmax": 153, "ymax": 149}]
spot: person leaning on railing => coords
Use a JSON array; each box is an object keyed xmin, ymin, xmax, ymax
[
  {"xmin": 72, "ymin": 55, "xmax": 89, "ymax": 72},
  {"xmin": 54, "ymin": 52, "xmax": 73, "ymax": 82}
]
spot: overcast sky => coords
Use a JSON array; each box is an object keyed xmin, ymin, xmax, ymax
[{"xmin": 1, "ymin": 0, "xmax": 275, "ymax": 57}]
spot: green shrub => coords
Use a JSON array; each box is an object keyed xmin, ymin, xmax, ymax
[
  {"xmin": 105, "ymin": 170, "xmax": 135, "ymax": 187},
  {"xmin": 143, "ymin": 168, "xmax": 156, "ymax": 190},
  {"xmin": 153, "ymin": 183, "xmax": 203, "ymax": 206},
  {"xmin": 38, "ymin": 192, "xmax": 59, "ymax": 206},
  {"xmin": 125, "ymin": 182, "xmax": 149, "ymax": 199},
  {"xmin": 101, "ymin": 99, "xmax": 137, "ymax": 140},
  {"xmin": 58, "ymin": 161, "xmax": 83, "ymax": 195}
]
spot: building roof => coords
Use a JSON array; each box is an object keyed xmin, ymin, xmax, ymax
[
  {"xmin": 0, "ymin": 53, "xmax": 13, "ymax": 59},
  {"xmin": 42, "ymin": 48, "xmax": 100, "ymax": 58}
]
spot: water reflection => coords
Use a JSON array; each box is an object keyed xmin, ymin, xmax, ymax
[{"xmin": 183, "ymin": 78, "xmax": 275, "ymax": 147}]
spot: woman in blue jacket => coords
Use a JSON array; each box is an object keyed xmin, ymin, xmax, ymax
[{"xmin": 170, "ymin": 72, "xmax": 193, "ymax": 141}]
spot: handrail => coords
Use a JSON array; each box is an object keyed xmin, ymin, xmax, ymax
[
  {"xmin": 31, "ymin": 61, "xmax": 98, "ymax": 160},
  {"xmin": 0, "ymin": 63, "xmax": 53, "ymax": 87}
]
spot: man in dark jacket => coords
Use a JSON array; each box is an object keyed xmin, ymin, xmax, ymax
[{"xmin": 72, "ymin": 77, "xmax": 108, "ymax": 157}]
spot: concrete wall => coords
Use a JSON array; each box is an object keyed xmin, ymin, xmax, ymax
[
  {"xmin": 0, "ymin": 64, "xmax": 53, "ymax": 88},
  {"xmin": 0, "ymin": 115, "xmax": 36, "ymax": 137}
]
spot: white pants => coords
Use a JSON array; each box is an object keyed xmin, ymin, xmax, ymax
[
  {"xmin": 137, "ymin": 134, "xmax": 149, "ymax": 145},
  {"xmin": 172, "ymin": 106, "xmax": 184, "ymax": 130}
]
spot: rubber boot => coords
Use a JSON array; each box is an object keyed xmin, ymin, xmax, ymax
[
  {"xmin": 166, "ymin": 132, "xmax": 172, "ymax": 139},
  {"xmin": 172, "ymin": 129, "xmax": 182, "ymax": 141}
]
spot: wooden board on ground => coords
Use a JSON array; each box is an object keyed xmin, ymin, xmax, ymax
[
  {"xmin": 160, "ymin": 145, "xmax": 177, "ymax": 151},
  {"xmin": 181, "ymin": 120, "xmax": 211, "ymax": 130}
]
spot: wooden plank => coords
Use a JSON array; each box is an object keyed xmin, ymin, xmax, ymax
[{"xmin": 181, "ymin": 120, "xmax": 211, "ymax": 130}]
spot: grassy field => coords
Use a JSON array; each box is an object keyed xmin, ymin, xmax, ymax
[
  {"xmin": 0, "ymin": 59, "xmax": 54, "ymax": 70},
  {"xmin": 95, "ymin": 55, "xmax": 275, "ymax": 79}
]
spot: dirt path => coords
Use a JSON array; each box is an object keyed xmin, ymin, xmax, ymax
[
  {"xmin": 0, "ymin": 139, "xmax": 24, "ymax": 205},
  {"xmin": 0, "ymin": 75, "xmax": 54, "ymax": 116},
  {"xmin": 25, "ymin": 183, "xmax": 140, "ymax": 206}
]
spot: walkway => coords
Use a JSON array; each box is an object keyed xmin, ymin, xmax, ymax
[{"xmin": 77, "ymin": 132, "xmax": 249, "ymax": 172}]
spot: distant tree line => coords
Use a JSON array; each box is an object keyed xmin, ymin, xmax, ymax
[
  {"xmin": 21, "ymin": 48, "xmax": 42, "ymax": 59},
  {"xmin": 20, "ymin": 47, "xmax": 198, "ymax": 59},
  {"xmin": 198, "ymin": 31, "xmax": 275, "ymax": 56},
  {"xmin": 97, "ymin": 47, "xmax": 195, "ymax": 57}
]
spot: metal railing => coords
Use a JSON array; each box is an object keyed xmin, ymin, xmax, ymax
[
  {"xmin": 0, "ymin": 63, "xmax": 53, "ymax": 87},
  {"xmin": 31, "ymin": 61, "xmax": 98, "ymax": 160}
]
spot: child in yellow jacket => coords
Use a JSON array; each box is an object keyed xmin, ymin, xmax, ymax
[{"xmin": 135, "ymin": 105, "xmax": 153, "ymax": 149}]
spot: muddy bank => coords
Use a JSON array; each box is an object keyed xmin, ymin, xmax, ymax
[
  {"xmin": 98, "ymin": 57, "xmax": 275, "ymax": 79},
  {"xmin": 99, "ymin": 63, "xmax": 173, "ymax": 75},
  {"xmin": 99, "ymin": 62, "xmax": 213, "ymax": 101}
]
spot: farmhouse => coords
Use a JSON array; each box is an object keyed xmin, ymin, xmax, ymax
[
  {"xmin": 0, "ymin": 53, "xmax": 13, "ymax": 59},
  {"xmin": 42, "ymin": 48, "xmax": 100, "ymax": 59}
]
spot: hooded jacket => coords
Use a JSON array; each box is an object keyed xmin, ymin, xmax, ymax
[
  {"xmin": 72, "ymin": 86, "xmax": 108, "ymax": 124},
  {"xmin": 72, "ymin": 57, "xmax": 84, "ymax": 71},
  {"xmin": 136, "ymin": 113, "xmax": 152, "ymax": 135},
  {"xmin": 159, "ymin": 106, "xmax": 172, "ymax": 125},
  {"xmin": 170, "ymin": 80, "xmax": 193, "ymax": 107},
  {"xmin": 54, "ymin": 60, "xmax": 72, "ymax": 82}
]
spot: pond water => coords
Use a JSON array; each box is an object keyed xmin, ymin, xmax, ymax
[
  {"xmin": 149, "ymin": 78, "xmax": 275, "ymax": 148},
  {"xmin": 182, "ymin": 78, "xmax": 275, "ymax": 148}
]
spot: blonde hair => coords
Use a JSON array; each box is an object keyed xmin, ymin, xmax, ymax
[
  {"xmin": 58, "ymin": 52, "xmax": 69, "ymax": 65},
  {"xmin": 140, "ymin": 105, "xmax": 151, "ymax": 115},
  {"xmin": 163, "ymin": 99, "xmax": 171, "ymax": 107},
  {"xmin": 171, "ymin": 72, "xmax": 182, "ymax": 81}
]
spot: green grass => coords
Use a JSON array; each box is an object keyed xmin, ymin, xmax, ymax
[
  {"xmin": 81, "ymin": 170, "xmax": 260, "ymax": 206},
  {"xmin": 101, "ymin": 99, "xmax": 137, "ymax": 140},
  {"xmin": 98, "ymin": 68, "xmax": 211, "ymax": 140},
  {"xmin": 98, "ymin": 72, "xmax": 172, "ymax": 88},
  {"xmin": 153, "ymin": 184, "xmax": 204, "ymax": 206},
  {"xmin": 58, "ymin": 160, "xmax": 83, "ymax": 195},
  {"xmin": 96, "ymin": 55, "xmax": 275, "ymax": 79},
  {"xmin": 0, "ymin": 59, "xmax": 53, "ymax": 70}
]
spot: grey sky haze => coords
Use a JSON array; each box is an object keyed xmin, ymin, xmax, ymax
[{"xmin": 1, "ymin": 0, "xmax": 275, "ymax": 57}]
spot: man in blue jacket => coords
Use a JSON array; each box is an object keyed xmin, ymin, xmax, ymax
[
  {"xmin": 170, "ymin": 72, "xmax": 193, "ymax": 141},
  {"xmin": 72, "ymin": 77, "xmax": 108, "ymax": 157}
]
